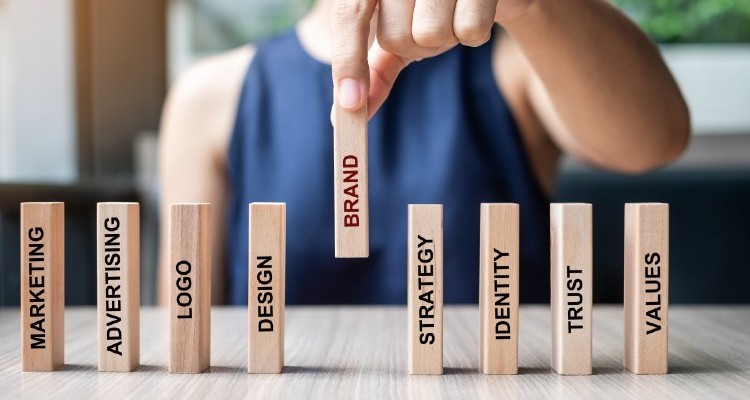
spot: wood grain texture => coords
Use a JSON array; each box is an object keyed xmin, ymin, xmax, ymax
[
  {"xmin": 20, "ymin": 202, "xmax": 65, "ymax": 371},
  {"xmin": 248, "ymin": 203, "xmax": 285, "ymax": 373},
  {"xmin": 1, "ymin": 306, "xmax": 749, "ymax": 399},
  {"xmin": 169, "ymin": 203, "xmax": 211, "ymax": 373},
  {"xmin": 550, "ymin": 203, "xmax": 593, "ymax": 375},
  {"xmin": 97, "ymin": 202, "xmax": 140, "ymax": 371},
  {"xmin": 408, "ymin": 204, "xmax": 443, "ymax": 375},
  {"xmin": 479, "ymin": 203, "xmax": 519, "ymax": 375},
  {"xmin": 625, "ymin": 203, "xmax": 669, "ymax": 374},
  {"xmin": 333, "ymin": 101, "xmax": 369, "ymax": 258}
]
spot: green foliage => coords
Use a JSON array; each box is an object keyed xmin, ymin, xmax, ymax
[
  {"xmin": 188, "ymin": 0, "xmax": 750, "ymax": 50},
  {"xmin": 612, "ymin": 0, "xmax": 750, "ymax": 43},
  {"xmin": 190, "ymin": 0, "xmax": 313, "ymax": 52}
]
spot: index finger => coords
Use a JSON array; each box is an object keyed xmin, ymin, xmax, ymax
[{"xmin": 331, "ymin": 0, "xmax": 378, "ymax": 110}]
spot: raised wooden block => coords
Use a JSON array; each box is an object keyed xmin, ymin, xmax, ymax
[
  {"xmin": 333, "ymin": 101, "xmax": 369, "ymax": 258},
  {"xmin": 550, "ymin": 203, "xmax": 592, "ymax": 375},
  {"xmin": 479, "ymin": 203, "xmax": 519, "ymax": 375},
  {"xmin": 248, "ymin": 203, "xmax": 286, "ymax": 374},
  {"xmin": 624, "ymin": 203, "xmax": 669, "ymax": 374},
  {"xmin": 169, "ymin": 203, "xmax": 211, "ymax": 373},
  {"xmin": 97, "ymin": 202, "xmax": 140, "ymax": 371},
  {"xmin": 408, "ymin": 204, "xmax": 443, "ymax": 375},
  {"xmin": 20, "ymin": 202, "xmax": 65, "ymax": 372}
]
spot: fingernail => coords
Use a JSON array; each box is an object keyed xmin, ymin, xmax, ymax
[{"xmin": 338, "ymin": 79, "xmax": 362, "ymax": 109}]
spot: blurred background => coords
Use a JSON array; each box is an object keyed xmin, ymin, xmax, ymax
[{"xmin": 0, "ymin": 0, "xmax": 748, "ymax": 306}]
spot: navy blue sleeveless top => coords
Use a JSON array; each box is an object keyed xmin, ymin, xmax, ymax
[{"xmin": 227, "ymin": 29, "xmax": 549, "ymax": 305}]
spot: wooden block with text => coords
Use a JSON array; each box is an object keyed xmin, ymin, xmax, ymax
[
  {"xmin": 248, "ymin": 203, "xmax": 286, "ymax": 373},
  {"xmin": 408, "ymin": 204, "xmax": 443, "ymax": 375},
  {"xmin": 169, "ymin": 203, "xmax": 211, "ymax": 373},
  {"xmin": 550, "ymin": 203, "xmax": 592, "ymax": 375},
  {"xmin": 97, "ymin": 202, "xmax": 140, "ymax": 371},
  {"xmin": 624, "ymin": 203, "xmax": 669, "ymax": 374},
  {"xmin": 20, "ymin": 202, "xmax": 65, "ymax": 371},
  {"xmin": 333, "ymin": 101, "xmax": 369, "ymax": 258},
  {"xmin": 479, "ymin": 203, "xmax": 519, "ymax": 375}
]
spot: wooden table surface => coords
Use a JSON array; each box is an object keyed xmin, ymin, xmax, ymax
[{"xmin": 1, "ymin": 306, "xmax": 749, "ymax": 399}]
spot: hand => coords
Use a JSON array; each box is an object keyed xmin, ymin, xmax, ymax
[{"xmin": 332, "ymin": 0, "xmax": 534, "ymax": 118}]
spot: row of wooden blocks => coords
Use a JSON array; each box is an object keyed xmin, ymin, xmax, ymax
[{"xmin": 19, "ymin": 202, "xmax": 668, "ymax": 375}]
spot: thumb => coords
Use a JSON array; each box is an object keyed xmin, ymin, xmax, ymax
[
  {"xmin": 366, "ymin": 41, "xmax": 413, "ymax": 119},
  {"xmin": 331, "ymin": 0, "xmax": 378, "ymax": 110}
]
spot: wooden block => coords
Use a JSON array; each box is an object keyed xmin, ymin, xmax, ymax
[
  {"xmin": 408, "ymin": 204, "xmax": 443, "ymax": 375},
  {"xmin": 97, "ymin": 202, "xmax": 140, "ymax": 371},
  {"xmin": 248, "ymin": 203, "xmax": 286, "ymax": 373},
  {"xmin": 333, "ymin": 101, "xmax": 369, "ymax": 258},
  {"xmin": 550, "ymin": 203, "xmax": 593, "ymax": 375},
  {"xmin": 20, "ymin": 202, "xmax": 65, "ymax": 372},
  {"xmin": 169, "ymin": 203, "xmax": 211, "ymax": 373},
  {"xmin": 624, "ymin": 203, "xmax": 669, "ymax": 374},
  {"xmin": 479, "ymin": 203, "xmax": 519, "ymax": 375}
]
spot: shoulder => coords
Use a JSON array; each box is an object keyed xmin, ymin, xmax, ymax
[
  {"xmin": 165, "ymin": 45, "xmax": 256, "ymax": 124},
  {"xmin": 161, "ymin": 46, "xmax": 256, "ymax": 162}
]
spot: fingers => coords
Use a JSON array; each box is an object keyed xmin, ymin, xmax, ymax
[
  {"xmin": 367, "ymin": 41, "xmax": 413, "ymax": 118},
  {"xmin": 377, "ymin": 0, "xmax": 439, "ymax": 59},
  {"xmin": 329, "ymin": 41, "xmax": 412, "ymax": 124},
  {"xmin": 453, "ymin": 0, "xmax": 497, "ymax": 47},
  {"xmin": 412, "ymin": 0, "xmax": 458, "ymax": 48},
  {"xmin": 331, "ymin": 0, "xmax": 379, "ymax": 110},
  {"xmin": 332, "ymin": 0, "xmax": 497, "ymax": 118}
]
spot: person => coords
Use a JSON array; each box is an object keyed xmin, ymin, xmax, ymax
[{"xmin": 158, "ymin": 0, "xmax": 690, "ymax": 305}]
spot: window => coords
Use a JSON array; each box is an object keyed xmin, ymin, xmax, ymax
[
  {"xmin": 0, "ymin": 0, "xmax": 77, "ymax": 182},
  {"xmin": 612, "ymin": 0, "xmax": 750, "ymax": 135}
]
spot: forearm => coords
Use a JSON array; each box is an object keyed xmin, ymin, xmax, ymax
[{"xmin": 499, "ymin": 0, "xmax": 689, "ymax": 172}]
